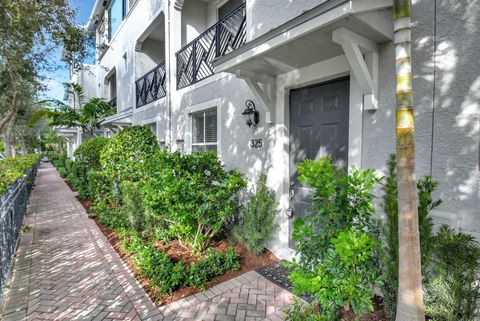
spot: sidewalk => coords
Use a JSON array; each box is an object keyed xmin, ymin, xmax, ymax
[
  {"xmin": 1, "ymin": 163, "xmax": 161, "ymax": 321},
  {"xmin": 1, "ymin": 163, "xmax": 294, "ymax": 321}
]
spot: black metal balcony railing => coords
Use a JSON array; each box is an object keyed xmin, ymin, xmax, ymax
[
  {"xmin": 135, "ymin": 61, "xmax": 167, "ymax": 108},
  {"xmin": 176, "ymin": 3, "xmax": 246, "ymax": 89}
]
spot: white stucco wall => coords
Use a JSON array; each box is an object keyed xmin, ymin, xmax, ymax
[
  {"xmin": 93, "ymin": 0, "xmax": 165, "ymax": 112},
  {"xmin": 75, "ymin": 0, "xmax": 479, "ymax": 259},
  {"xmin": 363, "ymin": 0, "xmax": 479, "ymax": 239},
  {"xmin": 247, "ymin": 0, "xmax": 330, "ymax": 41}
]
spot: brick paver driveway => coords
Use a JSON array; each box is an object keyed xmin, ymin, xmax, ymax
[
  {"xmin": 1, "ymin": 163, "xmax": 294, "ymax": 321},
  {"xmin": 1, "ymin": 163, "xmax": 160, "ymax": 321}
]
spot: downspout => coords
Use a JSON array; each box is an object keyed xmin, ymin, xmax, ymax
[{"xmin": 166, "ymin": 0, "xmax": 173, "ymax": 152}]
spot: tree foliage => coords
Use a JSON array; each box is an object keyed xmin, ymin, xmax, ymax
[{"xmin": 0, "ymin": 0, "xmax": 91, "ymax": 150}]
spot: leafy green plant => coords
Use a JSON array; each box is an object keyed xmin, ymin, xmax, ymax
[
  {"xmin": 287, "ymin": 157, "xmax": 380, "ymax": 320},
  {"xmin": 285, "ymin": 298, "xmax": 322, "ymax": 321},
  {"xmin": 289, "ymin": 229, "xmax": 380, "ymax": 320},
  {"xmin": 233, "ymin": 173, "xmax": 278, "ymax": 254},
  {"xmin": 119, "ymin": 180, "xmax": 158, "ymax": 238},
  {"xmin": 100, "ymin": 126, "xmax": 159, "ymax": 182},
  {"xmin": 143, "ymin": 151, "xmax": 247, "ymax": 252},
  {"xmin": 57, "ymin": 166, "xmax": 67, "ymax": 178},
  {"xmin": 130, "ymin": 238, "xmax": 239, "ymax": 294},
  {"xmin": 292, "ymin": 157, "xmax": 378, "ymax": 269},
  {"xmin": 0, "ymin": 154, "xmax": 39, "ymax": 195},
  {"xmin": 73, "ymin": 137, "xmax": 109, "ymax": 170},
  {"xmin": 87, "ymin": 170, "xmax": 114, "ymax": 205},
  {"xmin": 424, "ymin": 226, "xmax": 480, "ymax": 321}
]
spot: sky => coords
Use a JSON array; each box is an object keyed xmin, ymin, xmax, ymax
[{"xmin": 41, "ymin": 0, "xmax": 96, "ymax": 102}]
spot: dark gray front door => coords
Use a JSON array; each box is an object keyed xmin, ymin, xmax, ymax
[{"xmin": 288, "ymin": 78, "xmax": 350, "ymax": 248}]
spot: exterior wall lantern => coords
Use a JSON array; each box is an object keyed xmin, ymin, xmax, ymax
[{"xmin": 242, "ymin": 100, "xmax": 259, "ymax": 128}]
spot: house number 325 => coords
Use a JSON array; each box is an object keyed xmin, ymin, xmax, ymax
[{"xmin": 250, "ymin": 139, "xmax": 263, "ymax": 148}]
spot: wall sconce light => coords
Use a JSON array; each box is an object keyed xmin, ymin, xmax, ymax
[{"xmin": 242, "ymin": 100, "xmax": 259, "ymax": 128}]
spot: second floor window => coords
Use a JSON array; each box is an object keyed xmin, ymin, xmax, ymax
[{"xmin": 109, "ymin": 0, "xmax": 130, "ymax": 40}]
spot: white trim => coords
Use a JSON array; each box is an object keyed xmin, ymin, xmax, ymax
[
  {"xmin": 137, "ymin": 116, "xmax": 158, "ymax": 126},
  {"xmin": 214, "ymin": 1, "xmax": 353, "ymax": 73},
  {"xmin": 332, "ymin": 28, "xmax": 379, "ymax": 110},
  {"xmin": 185, "ymin": 98, "xmax": 222, "ymax": 157}
]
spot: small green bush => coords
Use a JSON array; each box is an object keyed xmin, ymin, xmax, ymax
[
  {"xmin": 119, "ymin": 180, "xmax": 159, "ymax": 238},
  {"xmin": 100, "ymin": 126, "xmax": 159, "ymax": 182},
  {"xmin": 65, "ymin": 159, "xmax": 74, "ymax": 172},
  {"xmin": 233, "ymin": 173, "xmax": 278, "ymax": 254},
  {"xmin": 69, "ymin": 161, "xmax": 90, "ymax": 198},
  {"xmin": 0, "ymin": 154, "xmax": 39, "ymax": 195},
  {"xmin": 424, "ymin": 226, "xmax": 480, "ymax": 321},
  {"xmin": 73, "ymin": 137, "xmax": 109, "ymax": 170},
  {"xmin": 87, "ymin": 170, "xmax": 114, "ymax": 206},
  {"xmin": 287, "ymin": 157, "xmax": 380, "ymax": 320},
  {"xmin": 377, "ymin": 154, "xmax": 443, "ymax": 320},
  {"xmin": 131, "ymin": 239, "xmax": 240, "ymax": 294},
  {"xmin": 143, "ymin": 151, "xmax": 247, "ymax": 252},
  {"xmin": 57, "ymin": 166, "xmax": 67, "ymax": 178}
]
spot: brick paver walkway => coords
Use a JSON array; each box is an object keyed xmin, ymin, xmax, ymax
[
  {"xmin": 1, "ymin": 163, "xmax": 294, "ymax": 321},
  {"xmin": 1, "ymin": 163, "xmax": 161, "ymax": 321},
  {"xmin": 159, "ymin": 271, "xmax": 292, "ymax": 321}
]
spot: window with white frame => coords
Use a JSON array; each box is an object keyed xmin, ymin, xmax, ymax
[
  {"xmin": 191, "ymin": 108, "xmax": 217, "ymax": 152},
  {"xmin": 147, "ymin": 122, "xmax": 157, "ymax": 135}
]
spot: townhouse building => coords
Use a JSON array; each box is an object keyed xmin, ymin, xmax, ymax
[{"xmin": 65, "ymin": 0, "xmax": 479, "ymax": 259}]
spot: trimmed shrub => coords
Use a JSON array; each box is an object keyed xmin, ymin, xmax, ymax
[
  {"xmin": 0, "ymin": 154, "xmax": 39, "ymax": 195},
  {"xmin": 119, "ymin": 180, "xmax": 159, "ymax": 238},
  {"xmin": 57, "ymin": 166, "xmax": 67, "ymax": 178},
  {"xmin": 100, "ymin": 126, "xmax": 159, "ymax": 182},
  {"xmin": 425, "ymin": 226, "xmax": 480, "ymax": 321},
  {"xmin": 377, "ymin": 154, "xmax": 443, "ymax": 319},
  {"xmin": 131, "ymin": 240, "xmax": 239, "ymax": 294},
  {"xmin": 65, "ymin": 159, "xmax": 74, "ymax": 172},
  {"xmin": 143, "ymin": 151, "xmax": 247, "ymax": 252},
  {"xmin": 87, "ymin": 170, "xmax": 114, "ymax": 205},
  {"xmin": 73, "ymin": 137, "xmax": 109, "ymax": 170},
  {"xmin": 233, "ymin": 173, "xmax": 278, "ymax": 254}
]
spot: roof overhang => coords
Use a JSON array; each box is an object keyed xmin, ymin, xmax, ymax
[
  {"xmin": 213, "ymin": 0, "xmax": 393, "ymax": 119},
  {"xmin": 214, "ymin": 0, "xmax": 392, "ymax": 76},
  {"xmin": 101, "ymin": 108, "xmax": 133, "ymax": 131}
]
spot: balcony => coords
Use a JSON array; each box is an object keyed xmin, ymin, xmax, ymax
[
  {"xmin": 135, "ymin": 61, "xmax": 166, "ymax": 108},
  {"xmin": 176, "ymin": 3, "xmax": 246, "ymax": 89}
]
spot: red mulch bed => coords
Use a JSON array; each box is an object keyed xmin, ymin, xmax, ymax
[{"xmin": 69, "ymin": 183, "xmax": 278, "ymax": 306}]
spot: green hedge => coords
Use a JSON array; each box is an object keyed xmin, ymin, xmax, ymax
[
  {"xmin": 142, "ymin": 151, "xmax": 247, "ymax": 252},
  {"xmin": 69, "ymin": 137, "xmax": 110, "ymax": 199},
  {"xmin": 0, "ymin": 154, "xmax": 39, "ymax": 195},
  {"xmin": 100, "ymin": 126, "xmax": 159, "ymax": 182}
]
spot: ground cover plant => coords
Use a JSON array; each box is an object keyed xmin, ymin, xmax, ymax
[
  {"xmin": 0, "ymin": 154, "xmax": 39, "ymax": 195},
  {"xmin": 285, "ymin": 157, "xmax": 381, "ymax": 321}
]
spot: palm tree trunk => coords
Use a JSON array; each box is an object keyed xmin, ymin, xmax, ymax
[{"xmin": 393, "ymin": 1, "xmax": 425, "ymax": 320}]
